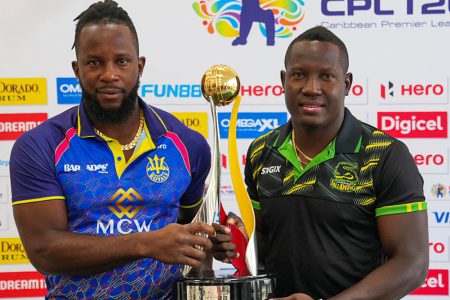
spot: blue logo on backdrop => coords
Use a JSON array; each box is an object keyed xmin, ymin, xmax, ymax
[
  {"xmin": 218, "ymin": 112, "xmax": 287, "ymax": 139},
  {"xmin": 57, "ymin": 77, "xmax": 82, "ymax": 104}
]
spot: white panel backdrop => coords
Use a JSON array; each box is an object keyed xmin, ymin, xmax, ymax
[{"xmin": 1, "ymin": 0, "xmax": 449, "ymax": 299}]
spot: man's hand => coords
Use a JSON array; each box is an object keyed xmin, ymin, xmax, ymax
[
  {"xmin": 210, "ymin": 212, "xmax": 247, "ymax": 263},
  {"xmin": 270, "ymin": 293, "xmax": 314, "ymax": 300},
  {"xmin": 148, "ymin": 221, "xmax": 215, "ymax": 268}
]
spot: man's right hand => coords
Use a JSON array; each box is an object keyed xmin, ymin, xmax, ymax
[
  {"xmin": 210, "ymin": 212, "xmax": 247, "ymax": 263},
  {"xmin": 148, "ymin": 221, "xmax": 215, "ymax": 268}
]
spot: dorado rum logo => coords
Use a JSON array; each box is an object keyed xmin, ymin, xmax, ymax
[{"xmin": 146, "ymin": 154, "xmax": 170, "ymax": 183}]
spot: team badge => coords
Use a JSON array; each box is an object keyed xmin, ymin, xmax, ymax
[
  {"xmin": 330, "ymin": 162, "xmax": 359, "ymax": 192},
  {"xmin": 146, "ymin": 154, "xmax": 170, "ymax": 183}
]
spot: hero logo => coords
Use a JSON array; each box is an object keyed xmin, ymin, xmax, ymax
[
  {"xmin": 218, "ymin": 112, "xmax": 287, "ymax": 139},
  {"xmin": 380, "ymin": 80, "xmax": 445, "ymax": 101},
  {"xmin": 322, "ymin": 0, "xmax": 450, "ymax": 15},
  {"xmin": 428, "ymin": 241, "xmax": 448, "ymax": 262},
  {"xmin": 221, "ymin": 153, "xmax": 247, "ymax": 174},
  {"xmin": 377, "ymin": 112, "xmax": 447, "ymax": 138},
  {"xmin": 57, "ymin": 77, "xmax": 81, "ymax": 104},
  {"xmin": 411, "ymin": 269, "xmax": 449, "ymax": 295},
  {"xmin": 412, "ymin": 151, "xmax": 448, "ymax": 174}
]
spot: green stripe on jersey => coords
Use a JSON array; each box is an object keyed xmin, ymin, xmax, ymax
[
  {"xmin": 375, "ymin": 202, "xmax": 427, "ymax": 217},
  {"xmin": 252, "ymin": 199, "xmax": 261, "ymax": 210}
]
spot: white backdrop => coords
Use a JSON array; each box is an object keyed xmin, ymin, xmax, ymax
[{"xmin": 1, "ymin": 0, "xmax": 450, "ymax": 298}]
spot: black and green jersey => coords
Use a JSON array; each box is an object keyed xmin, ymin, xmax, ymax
[{"xmin": 245, "ymin": 108, "xmax": 426, "ymax": 299}]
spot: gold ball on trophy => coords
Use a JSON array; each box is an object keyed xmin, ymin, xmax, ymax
[{"xmin": 201, "ymin": 65, "xmax": 241, "ymax": 106}]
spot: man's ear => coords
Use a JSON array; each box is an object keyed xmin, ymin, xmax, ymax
[
  {"xmin": 344, "ymin": 72, "xmax": 353, "ymax": 96},
  {"xmin": 280, "ymin": 70, "xmax": 286, "ymax": 90},
  {"xmin": 72, "ymin": 61, "xmax": 80, "ymax": 81}
]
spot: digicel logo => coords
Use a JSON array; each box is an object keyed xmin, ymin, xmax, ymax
[
  {"xmin": 0, "ymin": 113, "xmax": 47, "ymax": 140},
  {"xmin": 377, "ymin": 112, "xmax": 447, "ymax": 138},
  {"xmin": 411, "ymin": 269, "xmax": 449, "ymax": 295},
  {"xmin": 0, "ymin": 271, "xmax": 46, "ymax": 298}
]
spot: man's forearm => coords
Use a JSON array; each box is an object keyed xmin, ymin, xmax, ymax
[{"xmin": 329, "ymin": 254, "xmax": 428, "ymax": 300}]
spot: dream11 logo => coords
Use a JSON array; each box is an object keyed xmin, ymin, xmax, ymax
[{"xmin": 193, "ymin": 0, "xmax": 306, "ymax": 46}]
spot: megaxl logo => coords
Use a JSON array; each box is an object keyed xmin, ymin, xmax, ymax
[
  {"xmin": 377, "ymin": 112, "xmax": 447, "ymax": 138},
  {"xmin": 218, "ymin": 112, "xmax": 287, "ymax": 139},
  {"xmin": 0, "ymin": 113, "xmax": 47, "ymax": 140},
  {"xmin": 193, "ymin": 0, "xmax": 305, "ymax": 46},
  {"xmin": 57, "ymin": 77, "xmax": 81, "ymax": 104},
  {"xmin": 322, "ymin": 0, "xmax": 450, "ymax": 16}
]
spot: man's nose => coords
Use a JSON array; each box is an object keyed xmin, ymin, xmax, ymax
[
  {"xmin": 100, "ymin": 63, "xmax": 119, "ymax": 81},
  {"xmin": 302, "ymin": 77, "xmax": 321, "ymax": 95}
]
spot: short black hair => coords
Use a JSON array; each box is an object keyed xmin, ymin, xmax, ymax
[
  {"xmin": 72, "ymin": 0, "xmax": 139, "ymax": 55},
  {"xmin": 284, "ymin": 26, "xmax": 349, "ymax": 72}
]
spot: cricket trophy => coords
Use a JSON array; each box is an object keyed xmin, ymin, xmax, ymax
[{"xmin": 176, "ymin": 65, "xmax": 275, "ymax": 299}]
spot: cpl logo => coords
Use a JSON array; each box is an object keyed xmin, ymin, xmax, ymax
[
  {"xmin": 431, "ymin": 183, "xmax": 447, "ymax": 198},
  {"xmin": 193, "ymin": 0, "xmax": 305, "ymax": 46},
  {"xmin": 108, "ymin": 188, "xmax": 144, "ymax": 218},
  {"xmin": 147, "ymin": 155, "xmax": 170, "ymax": 183}
]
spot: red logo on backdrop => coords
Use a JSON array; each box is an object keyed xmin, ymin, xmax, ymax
[
  {"xmin": 377, "ymin": 112, "xmax": 447, "ymax": 138},
  {"xmin": 0, "ymin": 271, "xmax": 46, "ymax": 298},
  {"xmin": 411, "ymin": 269, "xmax": 449, "ymax": 295},
  {"xmin": 0, "ymin": 113, "xmax": 47, "ymax": 140}
]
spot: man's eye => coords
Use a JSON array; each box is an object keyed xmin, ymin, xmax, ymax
[
  {"xmin": 88, "ymin": 60, "xmax": 100, "ymax": 66},
  {"xmin": 118, "ymin": 59, "xmax": 129, "ymax": 65}
]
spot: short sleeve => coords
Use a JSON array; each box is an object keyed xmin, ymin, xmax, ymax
[
  {"xmin": 373, "ymin": 140, "xmax": 425, "ymax": 217},
  {"xmin": 10, "ymin": 132, "xmax": 64, "ymax": 205},
  {"xmin": 245, "ymin": 142, "xmax": 261, "ymax": 209}
]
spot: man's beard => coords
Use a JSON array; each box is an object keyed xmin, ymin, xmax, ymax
[{"xmin": 81, "ymin": 80, "xmax": 140, "ymax": 123}]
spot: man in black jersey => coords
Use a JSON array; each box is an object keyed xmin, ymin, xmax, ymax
[{"xmin": 211, "ymin": 26, "xmax": 428, "ymax": 300}]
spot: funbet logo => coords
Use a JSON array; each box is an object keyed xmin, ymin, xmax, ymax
[
  {"xmin": 377, "ymin": 112, "xmax": 447, "ymax": 138},
  {"xmin": 322, "ymin": 0, "xmax": 450, "ymax": 16},
  {"xmin": 193, "ymin": 0, "xmax": 305, "ymax": 46},
  {"xmin": 57, "ymin": 77, "xmax": 81, "ymax": 104}
]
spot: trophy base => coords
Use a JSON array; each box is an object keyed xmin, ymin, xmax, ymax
[{"xmin": 177, "ymin": 269, "xmax": 275, "ymax": 300}]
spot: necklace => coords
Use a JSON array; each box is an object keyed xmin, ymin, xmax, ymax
[
  {"xmin": 94, "ymin": 109, "xmax": 144, "ymax": 151},
  {"xmin": 291, "ymin": 129, "xmax": 313, "ymax": 166}
]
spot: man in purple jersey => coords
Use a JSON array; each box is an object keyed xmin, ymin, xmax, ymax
[{"xmin": 10, "ymin": 1, "xmax": 214, "ymax": 299}]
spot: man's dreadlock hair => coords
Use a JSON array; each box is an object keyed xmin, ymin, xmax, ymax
[
  {"xmin": 72, "ymin": 0, "xmax": 139, "ymax": 56},
  {"xmin": 284, "ymin": 26, "xmax": 349, "ymax": 73}
]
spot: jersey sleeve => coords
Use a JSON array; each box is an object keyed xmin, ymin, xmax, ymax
[
  {"xmin": 179, "ymin": 129, "xmax": 211, "ymax": 208},
  {"xmin": 373, "ymin": 140, "xmax": 426, "ymax": 217},
  {"xmin": 245, "ymin": 141, "xmax": 261, "ymax": 210},
  {"xmin": 10, "ymin": 131, "xmax": 65, "ymax": 205}
]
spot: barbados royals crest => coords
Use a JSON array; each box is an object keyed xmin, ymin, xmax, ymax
[{"xmin": 146, "ymin": 154, "xmax": 170, "ymax": 183}]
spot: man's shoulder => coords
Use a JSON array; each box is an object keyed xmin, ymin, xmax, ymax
[
  {"xmin": 15, "ymin": 106, "xmax": 78, "ymax": 145},
  {"xmin": 249, "ymin": 122, "xmax": 288, "ymax": 150}
]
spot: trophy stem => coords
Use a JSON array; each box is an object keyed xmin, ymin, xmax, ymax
[{"xmin": 182, "ymin": 97, "xmax": 221, "ymax": 276}]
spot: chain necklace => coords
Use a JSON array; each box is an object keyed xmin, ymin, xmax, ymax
[
  {"xmin": 94, "ymin": 109, "xmax": 144, "ymax": 151},
  {"xmin": 291, "ymin": 129, "xmax": 313, "ymax": 167}
]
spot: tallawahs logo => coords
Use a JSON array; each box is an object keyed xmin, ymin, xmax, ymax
[{"xmin": 193, "ymin": 0, "xmax": 306, "ymax": 46}]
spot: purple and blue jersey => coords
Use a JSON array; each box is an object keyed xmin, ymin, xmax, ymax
[{"xmin": 10, "ymin": 98, "xmax": 211, "ymax": 299}]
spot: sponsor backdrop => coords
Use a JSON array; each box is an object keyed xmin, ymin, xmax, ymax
[{"xmin": 1, "ymin": 0, "xmax": 449, "ymax": 298}]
